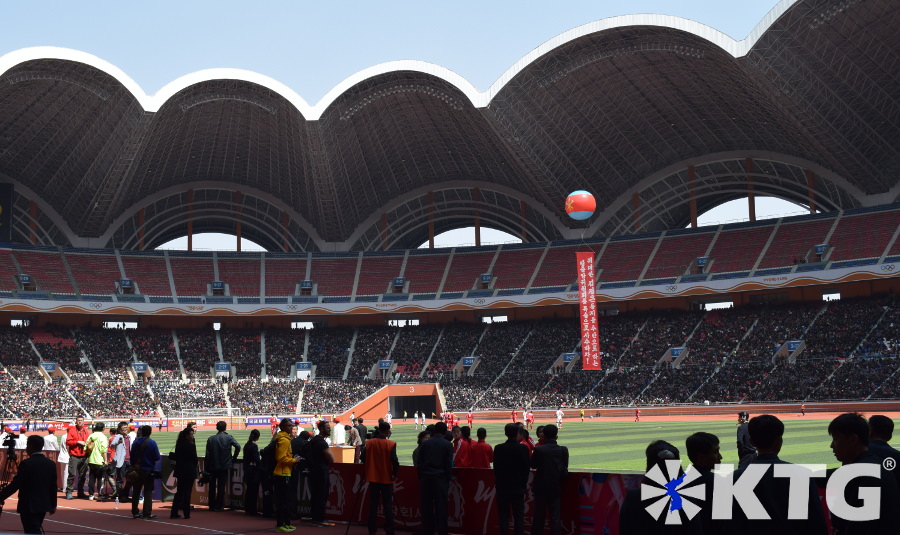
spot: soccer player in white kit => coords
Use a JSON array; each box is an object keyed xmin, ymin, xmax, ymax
[
  {"xmin": 385, "ymin": 411, "xmax": 393, "ymax": 428},
  {"xmin": 555, "ymin": 408, "xmax": 565, "ymax": 429}
]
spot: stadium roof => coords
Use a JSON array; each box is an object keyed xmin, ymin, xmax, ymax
[{"xmin": 0, "ymin": 0, "xmax": 897, "ymax": 252}]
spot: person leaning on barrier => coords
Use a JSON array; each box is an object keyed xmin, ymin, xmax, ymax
[{"xmin": 0, "ymin": 434, "xmax": 58, "ymax": 535}]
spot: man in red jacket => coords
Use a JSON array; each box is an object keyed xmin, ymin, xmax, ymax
[
  {"xmin": 64, "ymin": 416, "xmax": 90, "ymax": 500},
  {"xmin": 469, "ymin": 428, "xmax": 494, "ymax": 469}
]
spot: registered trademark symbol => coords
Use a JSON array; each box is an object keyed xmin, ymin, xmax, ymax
[{"xmin": 884, "ymin": 458, "xmax": 896, "ymax": 471}]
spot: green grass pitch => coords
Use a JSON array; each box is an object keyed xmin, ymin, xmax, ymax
[{"xmin": 151, "ymin": 416, "xmax": 845, "ymax": 473}]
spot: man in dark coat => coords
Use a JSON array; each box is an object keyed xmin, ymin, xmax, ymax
[
  {"xmin": 0, "ymin": 434, "xmax": 57, "ymax": 534},
  {"xmin": 204, "ymin": 420, "xmax": 241, "ymax": 511},
  {"xmin": 493, "ymin": 423, "xmax": 531, "ymax": 535},
  {"xmin": 417, "ymin": 421, "xmax": 453, "ymax": 535},
  {"xmin": 867, "ymin": 414, "xmax": 900, "ymax": 489},
  {"xmin": 243, "ymin": 429, "xmax": 262, "ymax": 516},
  {"xmin": 530, "ymin": 424, "xmax": 568, "ymax": 535},
  {"xmin": 734, "ymin": 415, "xmax": 827, "ymax": 535}
]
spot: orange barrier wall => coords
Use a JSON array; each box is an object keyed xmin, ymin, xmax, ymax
[{"xmin": 337, "ymin": 383, "xmax": 441, "ymax": 422}]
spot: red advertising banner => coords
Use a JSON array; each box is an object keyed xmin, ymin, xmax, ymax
[{"xmin": 577, "ymin": 251, "xmax": 601, "ymax": 370}]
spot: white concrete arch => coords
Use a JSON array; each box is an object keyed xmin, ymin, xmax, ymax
[{"xmin": 0, "ymin": 0, "xmax": 801, "ymax": 120}]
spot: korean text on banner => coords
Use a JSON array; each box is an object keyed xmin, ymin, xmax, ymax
[{"xmin": 577, "ymin": 252, "xmax": 601, "ymax": 370}]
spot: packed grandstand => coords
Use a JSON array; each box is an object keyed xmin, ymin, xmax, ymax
[{"xmin": 0, "ymin": 0, "xmax": 898, "ymax": 424}]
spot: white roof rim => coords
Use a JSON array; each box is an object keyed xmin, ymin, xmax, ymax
[{"xmin": 0, "ymin": 0, "xmax": 797, "ymax": 121}]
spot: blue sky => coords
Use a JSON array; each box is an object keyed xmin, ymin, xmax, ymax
[
  {"xmin": 1, "ymin": 1, "xmax": 793, "ymax": 250},
  {"xmin": 2, "ymin": 1, "xmax": 778, "ymax": 105}
]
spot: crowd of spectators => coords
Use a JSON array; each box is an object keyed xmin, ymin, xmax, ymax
[
  {"xmin": 220, "ymin": 328, "xmax": 263, "ymax": 376},
  {"xmin": 33, "ymin": 326, "xmax": 94, "ymax": 378},
  {"xmin": 808, "ymin": 356, "xmax": 897, "ymax": 400},
  {"xmin": 177, "ymin": 329, "xmax": 221, "ymax": 377},
  {"xmin": 730, "ymin": 303, "xmax": 821, "ymax": 362},
  {"xmin": 426, "ymin": 323, "xmax": 484, "ymax": 376},
  {"xmin": 228, "ymin": 377, "xmax": 299, "ymax": 414},
  {"xmin": 0, "ymin": 295, "xmax": 897, "ymax": 417},
  {"xmin": 299, "ymin": 378, "xmax": 379, "ymax": 415},
  {"xmin": 531, "ymin": 371, "xmax": 598, "ymax": 408},
  {"xmin": 0, "ymin": 326, "xmax": 40, "ymax": 379},
  {"xmin": 691, "ymin": 361, "xmax": 774, "ymax": 403},
  {"xmin": 582, "ymin": 367, "xmax": 656, "ymax": 406},
  {"xmin": 636, "ymin": 364, "xmax": 715, "ymax": 405},
  {"xmin": 73, "ymin": 326, "xmax": 133, "ymax": 381},
  {"xmin": 4, "ymin": 381, "xmax": 81, "ymax": 419},
  {"xmin": 390, "ymin": 324, "xmax": 443, "ymax": 378},
  {"xmin": 264, "ymin": 328, "xmax": 308, "ymax": 378},
  {"xmin": 500, "ymin": 319, "xmax": 580, "ymax": 374},
  {"xmin": 306, "ymin": 327, "xmax": 354, "ymax": 379},
  {"xmin": 151, "ymin": 380, "xmax": 227, "ymax": 414},
  {"xmin": 129, "ymin": 328, "xmax": 182, "ymax": 377},
  {"xmin": 617, "ymin": 311, "xmax": 703, "ymax": 367},
  {"xmin": 804, "ymin": 297, "xmax": 891, "ymax": 359},
  {"xmin": 747, "ymin": 358, "xmax": 841, "ymax": 401},
  {"xmin": 686, "ymin": 308, "xmax": 758, "ymax": 365},
  {"xmin": 347, "ymin": 326, "xmax": 397, "ymax": 378},
  {"xmin": 69, "ymin": 381, "xmax": 157, "ymax": 418}
]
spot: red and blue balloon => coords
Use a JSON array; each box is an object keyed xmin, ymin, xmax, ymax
[{"xmin": 565, "ymin": 190, "xmax": 596, "ymax": 220}]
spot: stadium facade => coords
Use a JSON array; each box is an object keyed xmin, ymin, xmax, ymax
[{"xmin": 0, "ymin": 0, "xmax": 896, "ymax": 326}]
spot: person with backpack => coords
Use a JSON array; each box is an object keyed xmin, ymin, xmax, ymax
[
  {"xmin": 273, "ymin": 418, "xmax": 302, "ymax": 532},
  {"xmin": 530, "ymin": 424, "xmax": 568, "ymax": 535}
]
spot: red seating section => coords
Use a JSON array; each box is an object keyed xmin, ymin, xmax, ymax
[
  {"xmin": 492, "ymin": 248, "xmax": 543, "ymax": 289},
  {"xmin": 309, "ymin": 256, "xmax": 357, "ymax": 296},
  {"xmin": 828, "ymin": 212, "xmax": 897, "ymax": 261},
  {"xmin": 121, "ymin": 255, "xmax": 171, "ymax": 295},
  {"xmin": 757, "ymin": 219, "xmax": 834, "ymax": 269},
  {"xmin": 644, "ymin": 232, "xmax": 714, "ymax": 279},
  {"xmin": 707, "ymin": 226, "xmax": 771, "ymax": 273},
  {"xmin": 218, "ymin": 257, "xmax": 261, "ymax": 296},
  {"xmin": 65, "ymin": 253, "xmax": 122, "ymax": 295},
  {"xmin": 13, "ymin": 250, "xmax": 75, "ymax": 293},
  {"xmin": 356, "ymin": 256, "xmax": 404, "ymax": 295},
  {"xmin": 169, "ymin": 256, "xmax": 216, "ymax": 297},
  {"xmin": 598, "ymin": 238, "xmax": 657, "ymax": 283},
  {"xmin": 404, "ymin": 253, "xmax": 448, "ymax": 293},
  {"xmin": 265, "ymin": 257, "xmax": 306, "ymax": 296},
  {"xmin": 442, "ymin": 251, "xmax": 494, "ymax": 292}
]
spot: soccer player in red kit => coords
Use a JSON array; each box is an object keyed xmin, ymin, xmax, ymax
[
  {"xmin": 511, "ymin": 408, "xmax": 518, "ymax": 424},
  {"xmin": 467, "ymin": 411, "xmax": 473, "ymax": 427},
  {"xmin": 634, "ymin": 408, "xmax": 640, "ymax": 422}
]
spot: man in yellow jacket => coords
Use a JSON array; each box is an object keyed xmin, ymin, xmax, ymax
[
  {"xmin": 86, "ymin": 422, "xmax": 109, "ymax": 500},
  {"xmin": 273, "ymin": 418, "xmax": 301, "ymax": 533}
]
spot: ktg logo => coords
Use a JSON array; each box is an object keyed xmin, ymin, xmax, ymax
[{"xmin": 642, "ymin": 460, "xmax": 893, "ymax": 524}]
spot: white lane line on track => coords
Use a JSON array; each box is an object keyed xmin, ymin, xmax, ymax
[
  {"xmin": 2, "ymin": 510, "xmax": 128, "ymax": 534},
  {"xmin": 8, "ymin": 498, "xmax": 237, "ymax": 534}
]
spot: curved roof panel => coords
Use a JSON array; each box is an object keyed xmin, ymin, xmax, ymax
[{"xmin": 0, "ymin": 0, "xmax": 896, "ymax": 250}]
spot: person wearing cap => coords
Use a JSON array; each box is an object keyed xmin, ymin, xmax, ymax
[{"xmin": 331, "ymin": 418, "xmax": 345, "ymax": 445}]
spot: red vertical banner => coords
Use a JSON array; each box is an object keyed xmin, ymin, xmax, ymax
[{"xmin": 577, "ymin": 252, "xmax": 601, "ymax": 370}]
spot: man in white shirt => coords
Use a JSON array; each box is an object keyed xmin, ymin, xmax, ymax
[
  {"xmin": 555, "ymin": 408, "xmax": 564, "ymax": 429},
  {"xmin": 414, "ymin": 411, "xmax": 421, "ymax": 430},
  {"xmin": 384, "ymin": 411, "xmax": 392, "ymax": 428},
  {"xmin": 331, "ymin": 419, "xmax": 346, "ymax": 445},
  {"xmin": 42, "ymin": 425, "xmax": 60, "ymax": 452},
  {"xmin": 56, "ymin": 426, "xmax": 70, "ymax": 492}
]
